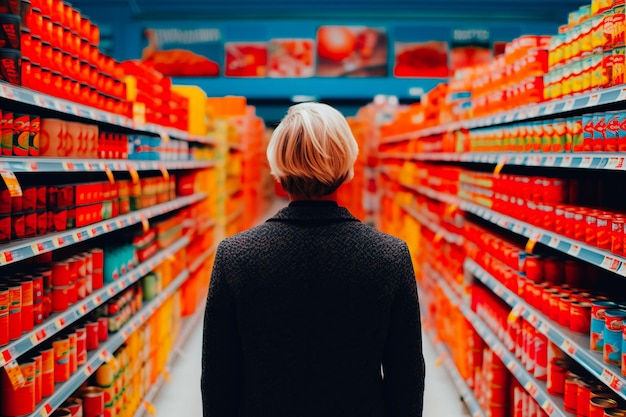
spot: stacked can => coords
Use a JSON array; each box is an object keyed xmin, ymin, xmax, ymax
[
  {"xmin": 18, "ymin": 0, "xmax": 130, "ymax": 116},
  {"xmin": 0, "ymin": 109, "xmax": 40, "ymax": 157},
  {"xmin": 0, "ymin": 0, "xmax": 22, "ymax": 85}
]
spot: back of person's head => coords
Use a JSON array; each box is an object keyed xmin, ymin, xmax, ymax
[{"xmin": 266, "ymin": 102, "xmax": 359, "ymax": 198}]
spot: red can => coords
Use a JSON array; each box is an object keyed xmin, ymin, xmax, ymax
[
  {"xmin": 590, "ymin": 397, "xmax": 618, "ymax": 417},
  {"xmin": 547, "ymin": 358, "xmax": 567, "ymax": 396},
  {"xmin": 40, "ymin": 347, "xmax": 54, "ymax": 397},
  {"xmin": 53, "ymin": 336, "xmax": 70, "ymax": 382},
  {"xmin": 611, "ymin": 217, "xmax": 626, "ymax": 257},
  {"xmin": 0, "ymin": 359, "xmax": 36, "ymax": 416},
  {"xmin": 578, "ymin": 378, "xmax": 592, "ymax": 417},
  {"xmin": 81, "ymin": 386, "xmax": 104, "ymax": 417},
  {"xmin": 91, "ymin": 248, "xmax": 103, "ymax": 290},
  {"xmin": 17, "ymin": 277, "xmax": 33, "ymax": 332},
  {"xmin": 8, "ymin": 283, "xmax": 21, "ymax": 340},
  {"xmin": 571, "ymin": 301, "xmax": 593, "ymax": 334},
  {"xmin": 75, "ymin": 327, "xmax": 86, "ymax": 365},
  {"xmin": 0, "ymin": 286, "xmax": 8, "ymax": 346},
  {"xmin": 97, "ymin": 316, "xmax": 107, "ymax": 342},
  {"xmin": 564, "ymin": 373, "xmax": 580, "ymax": 413},
  {"xmin": 559, "ymin": 296, "xmax": 573, "ymax": 327},
  {"xmin": 85, "ymin": 320, "xmax": 98, "ymax": 350},
  {"xmin": 51, "ymin": 285, "xmax": 68, "ymax": 312},
  {"xmin": 30, "ymin": 353, "xmax": 42, "ymax": 404},
  {"xmin": 68, "ymin": 331, "xmax": 77, "ymax": 373}
]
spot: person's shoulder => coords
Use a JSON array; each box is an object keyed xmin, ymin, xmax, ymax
[{"xmin": 215, "ymin": 222, "xmax": 275, "ymax": 254}]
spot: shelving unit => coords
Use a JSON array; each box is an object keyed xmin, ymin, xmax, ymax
[
  {"xmin": 380, "ymin": 84, "xmax": 626, "ymax": 145},
  {"xmin": 428, "ymin": 269, "xmax": 569, "ymax": 417},
  {"xmin": 28, "ymin": 268, "xmax": 190, "ymax": 417},
  {"xmin": 0, "ymin": 237, "xmax": 190, "ymax": 368},
  {"xmin": 465, "ymin": 259, "xmax": 626, "ymax": 400},
  {"xmin": 0, "ymin": 158, "xmax": 214, "ymax": 174},
  {"xmin": 0, "ymin": 193, "xmax": 207, "ymax": 266}
]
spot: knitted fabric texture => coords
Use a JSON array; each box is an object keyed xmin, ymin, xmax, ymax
[{"xmin": 201, "ymin": 203, "xmax": 425, "ymax": 417}]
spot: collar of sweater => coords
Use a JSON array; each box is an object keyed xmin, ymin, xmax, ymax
[{"xmin": 266, "ymin": 202, "xmax": 360, "ymax": 225}]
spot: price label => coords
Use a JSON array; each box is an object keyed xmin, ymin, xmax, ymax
[
  {"xmin": 62, "ymin": 161, "xmax": 75, "ymax": 171},
  {"xmin": 30, "ymin": 242, "xmax": 44, "ymax": 255},
  {"xmin": 544, "ymin": 102, "xmax": 557, "ymax": 114},
  {"xmin": 0, "ymin": 170, "xmax": 22, "ymax": 197},
  {"xmin": 493, "ymin": 343, "xmax": 505, "ymax": 357},
  {"xmin": 528, "ymin": 314, "xmax": 539, "ymax": 327},
  {"xmin": 54, "ymin": 318, "xmax": 65, "ymax": 330},
  {"xmin": 539, "ymin": 322, "xmax": 550, "ymax": 335},
  {"xmin": 127, "ymin": 163, "xmax": 140, "ymax": 184},
  {"xmin": 507, "ymin": 304, "xmax": 525, "ymax": 324},
  {"xmin": 140, "ymin": 215, "xmax": 150, "ymax": 233},
  {"xmin": 494, "ymin": 285, "xmax": 505, "ymax": 297},
  {"xmin": 527, "ymin": 155, "xmax": 541, "ymax": 166},
  {"xmin": 548, "ymin": 236, "xmax": 559, "ymax": 248},
  {"xmin": 524, "ymin": 381, "xmax": 538, "ymax": 397},
  {"xmin": 0, "ymin": 85, "xmax": 15, "ymax": 99},
  {"xmin": 617, "ymin": 262, "xmax": 626, "ymax": 277},
  {"xmin": 52, "ymin": 237, "xmax": 62, "ymax": 248},
  {"xmin": 104, "ymin": 165, "xmax": 115, "ymax": 184},
  {"xmin": 79, "ymin": 303, "xmax": 89, "ymax": 314},
  {"xmin": 580, "ymin": 156, "xmax": 593, "ymax": 168},
  {"xmin": 107, "ymin": 287, "xmax": 116, "ymax": 296},
  {"xmin": 95, "ymin": 296, "xmax": 102, "ymax": 304},
  {"xmin": 568, "ymin": 244, "xmax": 581, "ymax": 257},
  {"xmin": 513, "ymin": 224, "xmax": 524, "ymax": 234},
  {"xmin": 505, "ymin": 112, "xmax": 515, "ymax": 123},
  {"xmin": 29, "ymin": 329, "xmax": 47, "ymax": 345},
  {"xmin": 525, "ymin": 232, "xmax": 542, "ymax": 254},
  {"xmin": 600, "ymin": 369, "xmax": 614, "ymax": 385},
  {"xmin": 560, "ymin": 156, "xmax": 573, "ymax": 167},
  {"xmin": 494, "ymin": 156, "xmax": 508, "ymax": 174},
  {"xmin": 41, "ymin": 403, "xmax": 54, "ymax": 417},
  {"xmin": 99, "ymin": 349, "xmax": 111, "ymax": 361},
  {"xmin": 145, "ymin": 401, "xmax": 157, "ymax": 416},
  {"xmin": 0, "ymin": 349, "xmax": 12, "ymax": 366},
  {"xmin": 561, "ymin": 339, "xmax": 577, "ymax": 355},
  {"xmin": 601, "ymin": 256, "xmax": 620, "ymax": 271},
  {"xmin": 563, "ymin": 99, "xmax": 576, "ymax": 111},
  {"xmin": 606, "ymin": 156, "xmax": 625, "ymax": 170},
  {"xmin": 4, "ymin": 360, "xmax": 25, "ymax": 390},
  {"xmin": 618, "ymin": 87, "xmax": 626, "ymax": 101},
  {"xmin": 159, "ymin": 129, "xmax": 171, "ymax": 143},
  {"xmin": 545, "ymin": 156, "xmax": 556, "ymax": 167},
  {"xmin": 506, "ymin": 361, "xmax": 516, "ymax": 371},
  {"xmin": 83, "ymin": 364, "xmax": 93, "ymax": 376},
  {"xmin": 588, "ymin": 93, "xmax": 601, "ymax": 107},
  {"xmin": 542, "ymin": 401, "xmax": 555, "ymax": 416}
]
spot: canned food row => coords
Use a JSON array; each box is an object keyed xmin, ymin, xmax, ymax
[
  {"xmin": 0, "ymin": 313, "xmax": 107, "ymax": 417},
  {"xmin": 0, "ymin": 248, "xmax": 103, "ymax": 346}
]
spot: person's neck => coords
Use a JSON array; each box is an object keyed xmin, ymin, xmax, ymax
[{"xmin": 289, "ymin": 192, "xmax": 338, "ymax": 202}]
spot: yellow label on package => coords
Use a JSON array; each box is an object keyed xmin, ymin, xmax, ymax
[
  {"xmin": 5, "ymin": 360, "xmax": 25, "ymax": 390},
  {"xmin": 0, "ymin": 170, "xmax": 22, "ymax": 197}
]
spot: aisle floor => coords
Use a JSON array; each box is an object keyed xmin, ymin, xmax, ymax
[{"xmin": 151, "ymin": 199, "xmax": 468, "ymax": 416}]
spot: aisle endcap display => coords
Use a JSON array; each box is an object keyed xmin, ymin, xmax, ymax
[
  {"xmin": 0, "ymin": 237, "xmax": 190, "ymax": 369},
  {"xmin": 29, "ymin": 269, "xmax": 190, "ymax": 417},
  {"xmin": 465, "ymin": 258, "xmax": 626, "ymax": 401},
  {"xmin": 0, "ymin": 158, "xmax": 215, "ymax": 173},
  {"xmin": 430, "ymin": 270, "xmax": 569, "ymax": 417},
  {"xmin": 0, "ymin": 193, "xmax": 207, "ymax": 267},
  {"xmin": 379, "ymin": 152, "xmax": 626, "ymax": 172}
]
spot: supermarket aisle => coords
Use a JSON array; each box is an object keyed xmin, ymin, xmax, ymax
[{"xmin": 151, "ymin": 197, "xmax": 466, "ymax": 416}]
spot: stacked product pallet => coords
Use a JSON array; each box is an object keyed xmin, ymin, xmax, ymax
[{"xmin": 375, "ymin": 1, "xmax": 626, "ymax": 417}]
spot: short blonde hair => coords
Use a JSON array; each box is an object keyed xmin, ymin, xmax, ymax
[{"xmin": 267, "ymin": 102, "xmax": 359, "ymax": 198}]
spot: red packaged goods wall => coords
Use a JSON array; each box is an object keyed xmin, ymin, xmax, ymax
[{"xmin": 368, "ymin": 1, "xmax": 626, "ymax": 416}]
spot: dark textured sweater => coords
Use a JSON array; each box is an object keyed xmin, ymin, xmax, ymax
[{"xmin": 201, "ymin": 201, "xmax": 425, "ymax": 417}]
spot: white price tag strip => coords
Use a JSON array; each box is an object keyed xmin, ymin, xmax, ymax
[{"xmin": 588, "ymin": 93, "xmax": 600, "ymax": 107}]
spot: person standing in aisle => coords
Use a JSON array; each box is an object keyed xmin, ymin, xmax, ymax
[{"xmin": 201, "ymin": 102, "xmax": 425, "ymax": 417}]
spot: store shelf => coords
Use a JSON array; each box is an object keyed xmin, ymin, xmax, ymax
[
  {"xmin": 379, "ymin": 152, "xmax": 626, "ymax": 172},
  {"xmin": 400, "ymin": 204, "xmax": 463, "ymax": 246},
  {"xmin": 396, "ymin": 180, "xmax": 626, "ymax": 279},
  {"xmin": 226, "ymin": 206, "xmax": 244, "ymax": 224},
  {"xmin": 458, "ymin": 199, "xmax": 626, "ymax": 278},
  {"xmin": 0, "ymin": 237, "xmax": 190, "ymax": 368},
  {"xmin": 429, "ymin": 269, "xmax": 569, "ymax": 417},
  {"xmin": 132, "ymin": 298, "xmax": 207, "ymax": 417},
  {"xmin": 0, "ymin": 83, "xmax": 215, "ymax": 144},
  {"xmin": 465, "ymin": 258, "xmax": 626, "ymax": 401},
  {"xmin": 379, "ymin": 84, "xmax": 626, "ymax": 143},
  {"xmin": 427, "ymin": 332, "xmax": 487, "ymax": 417},
  {"xmin": 0, "ymin": 193, "xmax": 207, "ymax": 267},
  {"xmin": 28, "ymin": 268, "xmax": 190, "ymax": 417},
  {"xmin": 0, "ymin": 157, "xmax": 215, "ymax": 173}
]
